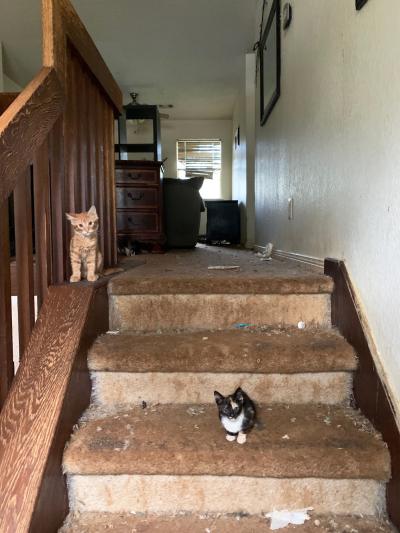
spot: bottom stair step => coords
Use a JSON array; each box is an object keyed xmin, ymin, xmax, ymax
[
  {"xmin": 60, "ymin": 512, "xmax": 395, "ymax": 532},
  {"xmin": 64, "ymin": 404, "xmax": 390, "ymax": 516}
]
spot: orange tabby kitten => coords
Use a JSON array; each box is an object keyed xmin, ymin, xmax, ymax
[{"xmin": 66, "ymin": 205, "xmax": 103, "ymax": 282}]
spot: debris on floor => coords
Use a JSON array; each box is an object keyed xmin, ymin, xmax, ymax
[
  {"xmin": 208, "ymin": 265, "xmax": 240, "ymax": 271},
  {"xmin": 256, "ymin": 242, "xmax": 274, "ymax": 261},
  {"xmin": 187, "ymin": 406, "xmax": 206, "ymax": 416},
  {"xmin": 106, "ymin": 330, "xmax": 120, "ymax": 335},
  {"xmin": 297, "ymin": 321, "xmax": 306, "ymax": 329},
  {"xmin": 265, "ymin": 507, "xmax": 313, "ymax": 530}
]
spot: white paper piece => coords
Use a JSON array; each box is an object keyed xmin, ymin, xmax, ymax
[
  {"xmin": 266, "ymin": 508, "xmax": 313, "ymax": 530},
  {"xmin": 207, "ymin": 265, "xmax": 240, "ymax": 270}
]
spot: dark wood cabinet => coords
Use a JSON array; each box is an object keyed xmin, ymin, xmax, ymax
[{"xmin": 115, "ymin": 160, "xmax": 165, "ymax": 248}]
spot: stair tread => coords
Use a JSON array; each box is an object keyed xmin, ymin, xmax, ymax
[
  {"xmin": 60, "ymin": 513, "xmax": 395, "ymax": 532},
  {"xmin": 64, "ymin": 403, "xmax": 390, "ymax": 480},
  {"xmin": 110, "ymin": 248, "xmax": 333, "ymax": 295},
  {"xmin": 89, "ymin": 328, "xmax": 357, "ymax": 374}
]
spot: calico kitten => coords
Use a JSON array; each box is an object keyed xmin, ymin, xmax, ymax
[
  {"xmin": 66, "ymin": 205, "xmax": 103, "ymax": 282},
  {"xmin": 214, "ymin": 387, "xmax": 256, "ymax": 444}
]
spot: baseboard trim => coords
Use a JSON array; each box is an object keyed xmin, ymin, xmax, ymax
[
  {"xmin": 254, "ymin": 245, "xmax": 324, "ymax": 270},
  {"xmin": 324, "ymin": 258, "xmax": 400, "ymax": 529}
]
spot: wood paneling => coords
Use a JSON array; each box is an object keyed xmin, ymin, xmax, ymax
[
  {"xmin": 49, "ymin": 116, "xmax": 67, "ymax": 284},
  {"xmin": 0, "ymin": 282, "xmax": 109, "ymax": 533},
  {"xmin": 33, "ymin": 139, "xmax": 52, "ymax": 309},
  {"xmin": 0, "ymin": 68, "xmax": 63, "ymax": 205},
  {"xmin": 14, "ymin": 170, "xmax": 35, "ymax": 357},
  {"xmin": 0, "ymin": 93, "xmax": 19, "ymax": 115},
  {"xmin": 0, "ymin": 202, "xmax": 13, "ymax": 408},
  {"xmin": 95, "ymin": 88, "xmax": 106, "ymax": 259},
  {"xmin": 325, "ymin": 259, "xmax": 400, "ymax": 529}
]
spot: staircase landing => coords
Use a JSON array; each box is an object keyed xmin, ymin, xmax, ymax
[{"xmin": 111, "ymin": 245, "xmax": 333, "ymax": 295}]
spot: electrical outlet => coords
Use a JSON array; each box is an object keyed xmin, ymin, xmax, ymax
[{"xmin": 288, "ymin": 197, "xmax": 294, "ymax": 220}]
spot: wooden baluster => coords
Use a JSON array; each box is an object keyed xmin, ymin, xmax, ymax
[
  {"xmin": 14, "ymin": 169, "xmax": 35, "ymax": 357},
  {"xmin": 107, "ymin": 105, "xmax": 117, "ymax": 265},
  {"xmin": 49, "ymin": 117, "xmax": 66, "ymax": 283},
  {"xmin": 78, "ymin": 63, "xmax": 88, "ymax": 210},
  {"xmin": 65, "ymin": 46, "xmax": 78, "ymax": 216},
  {"xmin": 33, "ymin": 139, "xmax": 52, "ymax": 309},
  {"xmin": 0, "ymin": 200, "xmax": 14, "ymax": 407},
  {"xmin": 102, "ymin": 98, "xmax": 111, "ymax": 267},
  {"xmin": 87, "ymin": 76, "xmax": 96, "ymax": 207},
  {"xmin": 95, "ymin": 88, "xmax": 105, "ymax": 262}
]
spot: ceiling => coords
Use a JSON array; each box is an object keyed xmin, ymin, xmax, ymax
[{"xmin": 0, "ymin": 0, "xmax": 258, "ymax": 119}]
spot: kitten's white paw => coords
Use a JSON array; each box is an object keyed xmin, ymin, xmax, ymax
[
  {"xmin": 87, "ymin": 274, "xmax": 99, "ymax": 282},
  {"xmin": 70, "ymin": 275, "xmax": 81, "ymax": 283},
  {"xmin": 226, "ymin": 434, "xmax": 236, "ymax": 442},
  {"xmin": 237, "ymin": 433, "xmax": 247, "ymax": 444}
]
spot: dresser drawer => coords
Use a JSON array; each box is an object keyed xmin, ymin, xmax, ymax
[
  {"xmin": 115, "ymin": 167, "xmax": 157, "ymax": 185},
  {"xmin": 116, "ymin": 187, "xmax": 158, "ymax": 209},
  {"xmin": 117, "ymin": 211, "xmax": 159, "ymax": 233}
]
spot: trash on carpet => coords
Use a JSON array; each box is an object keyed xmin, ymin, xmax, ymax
[
  {"xmin": 106, "ymin": 330, "xmax": 120, "ymax": 335},
  {"xmin": 265, "ymin": 507, "xmax": 313, "ymax": 530},
  {"xmin": 187, "ymin": 406, "xmax": 206, "ymax": 416},
  {"xmin": 234, "ymin": 323, "xmax": 252, "ymax": 329},
  {"xmin": 256, "ymin": 243, "xmax": 274, "ymax": 261},
  {"xmin": 208, "ymin": 265, "xmax": 240, "ymax": 271},
  {"xmin": 297, "ymin": 321, "xmax": 306, "ymax": 329}
]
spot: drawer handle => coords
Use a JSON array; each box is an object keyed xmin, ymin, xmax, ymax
[
  {"xmin": 127, "ymin": 192, "xmax": 144, "ymax": 201},
  {"xmin": 127, "ymin": 172, "xmax": 141, "ymax": 179}
]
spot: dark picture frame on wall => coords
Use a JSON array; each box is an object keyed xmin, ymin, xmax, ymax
[
  {"xmin": 260, "ymin": 0, "xmax": 281, "ymax": 126},
  {"xmin": 356, "ymin": 0, "xmax": 368, "ymax": 10}
]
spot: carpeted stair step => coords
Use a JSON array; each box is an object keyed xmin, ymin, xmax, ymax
[
  {"xmin": 64, "ymin": 403, "xmax": 390, "ymax": 516},
  {"xmin": 60, "ymin": 512, "xmax": 395, "ymax": 532},
  {"xmin": 89, "ymin": 328, "xmax": 357, "ymax": 405},
  {"xmin": 108, "ymin": 263, "xmax": 333, "ymax": 331}
]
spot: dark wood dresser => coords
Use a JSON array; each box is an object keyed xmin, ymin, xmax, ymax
[{"xmin": 115, "ymin": 160, "xmax": 165, "ymax": 249}]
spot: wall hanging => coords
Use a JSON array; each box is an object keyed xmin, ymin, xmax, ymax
[
  {"xmin": 356, "ymin": 0, "xmax": 368, "ymax": 10},
  {"xmin": 260, "ymin": 0, "xmax": 281, "ymax": 125},
  {"xmin": 283, "ymin": 3, "xmax": 292, "ymax": 29}
]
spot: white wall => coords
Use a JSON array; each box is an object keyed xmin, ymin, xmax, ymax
[
  {"xmin": 232, "ymin": 53, "xmax": 256, "ymax": 247},
  {"xmin": 162, "ymin": 119, "xmax": 233, "ymax": 234},
  {"xmin": 253, "ymin": 0, "xmax": 400, "ymax": 417},
  {"xmin": 0, "ymin": 42, "xmax": 22, "ymax": 92},
  {"xmin": 232, "ymin": 63, "xmax": 247, "ymax": 244}
]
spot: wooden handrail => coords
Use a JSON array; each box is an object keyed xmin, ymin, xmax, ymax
[
  {"xmin": 0, "ymin": 0, "xmax": 121, "ymax": 409},
  {"xmin": 0, "ymin": 283, "xmax": 109, "ymax": 533},
  {"xmin": 0, "ymin": 67, "xmax": 63, "ymax": 204},
  {"xmin": 0, "ymin": 0, "xmax": 121, "ymax": 526}
]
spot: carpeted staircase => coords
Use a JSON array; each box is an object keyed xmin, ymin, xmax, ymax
[{"xmin": 60, "ymin": 251, "xmax": 394, "ymax": 532}]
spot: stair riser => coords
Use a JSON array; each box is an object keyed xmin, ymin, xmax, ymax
[
  {"xmin": 110, "ymin": 294, "xmax": 331, "ymax": 331},
  {"xmin": 92, "ymin": 371, "xmax": 352, "ymax": 405},
  {"xmin": 68, "ymin": 475, "xmax": 385, "ymax": 516}
]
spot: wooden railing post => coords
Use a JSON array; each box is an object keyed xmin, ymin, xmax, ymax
[
  {"xmin": 33, "ymin": 139, "xmax": 52, "ymax": 309},
  {"xmin": 0, "ymin": 201, "xmax": 14, "ymax": 408},
  {"xmin": 14, "ymin": 170, "xmax": 35, "ymax": 357}
]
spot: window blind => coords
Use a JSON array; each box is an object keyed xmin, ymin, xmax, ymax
[{"xmin": 176, "ymin": 139, "xmax": 222, "ymax": 179}]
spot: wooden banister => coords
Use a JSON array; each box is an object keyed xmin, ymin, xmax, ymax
[
  {"xmin": 0, "ymin": 283, "xmax": 109, "ymax": 533},
  {"xmin": 0, "ymin": 2, "xmax": 122, "ymax": 525},
  {"xmin": 42, "ymin": 0, "xmax": 122, "ymax": 114},
  {"xmin": 0, "ymin": 67, "xmax": 63, "ymax": 205}
]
